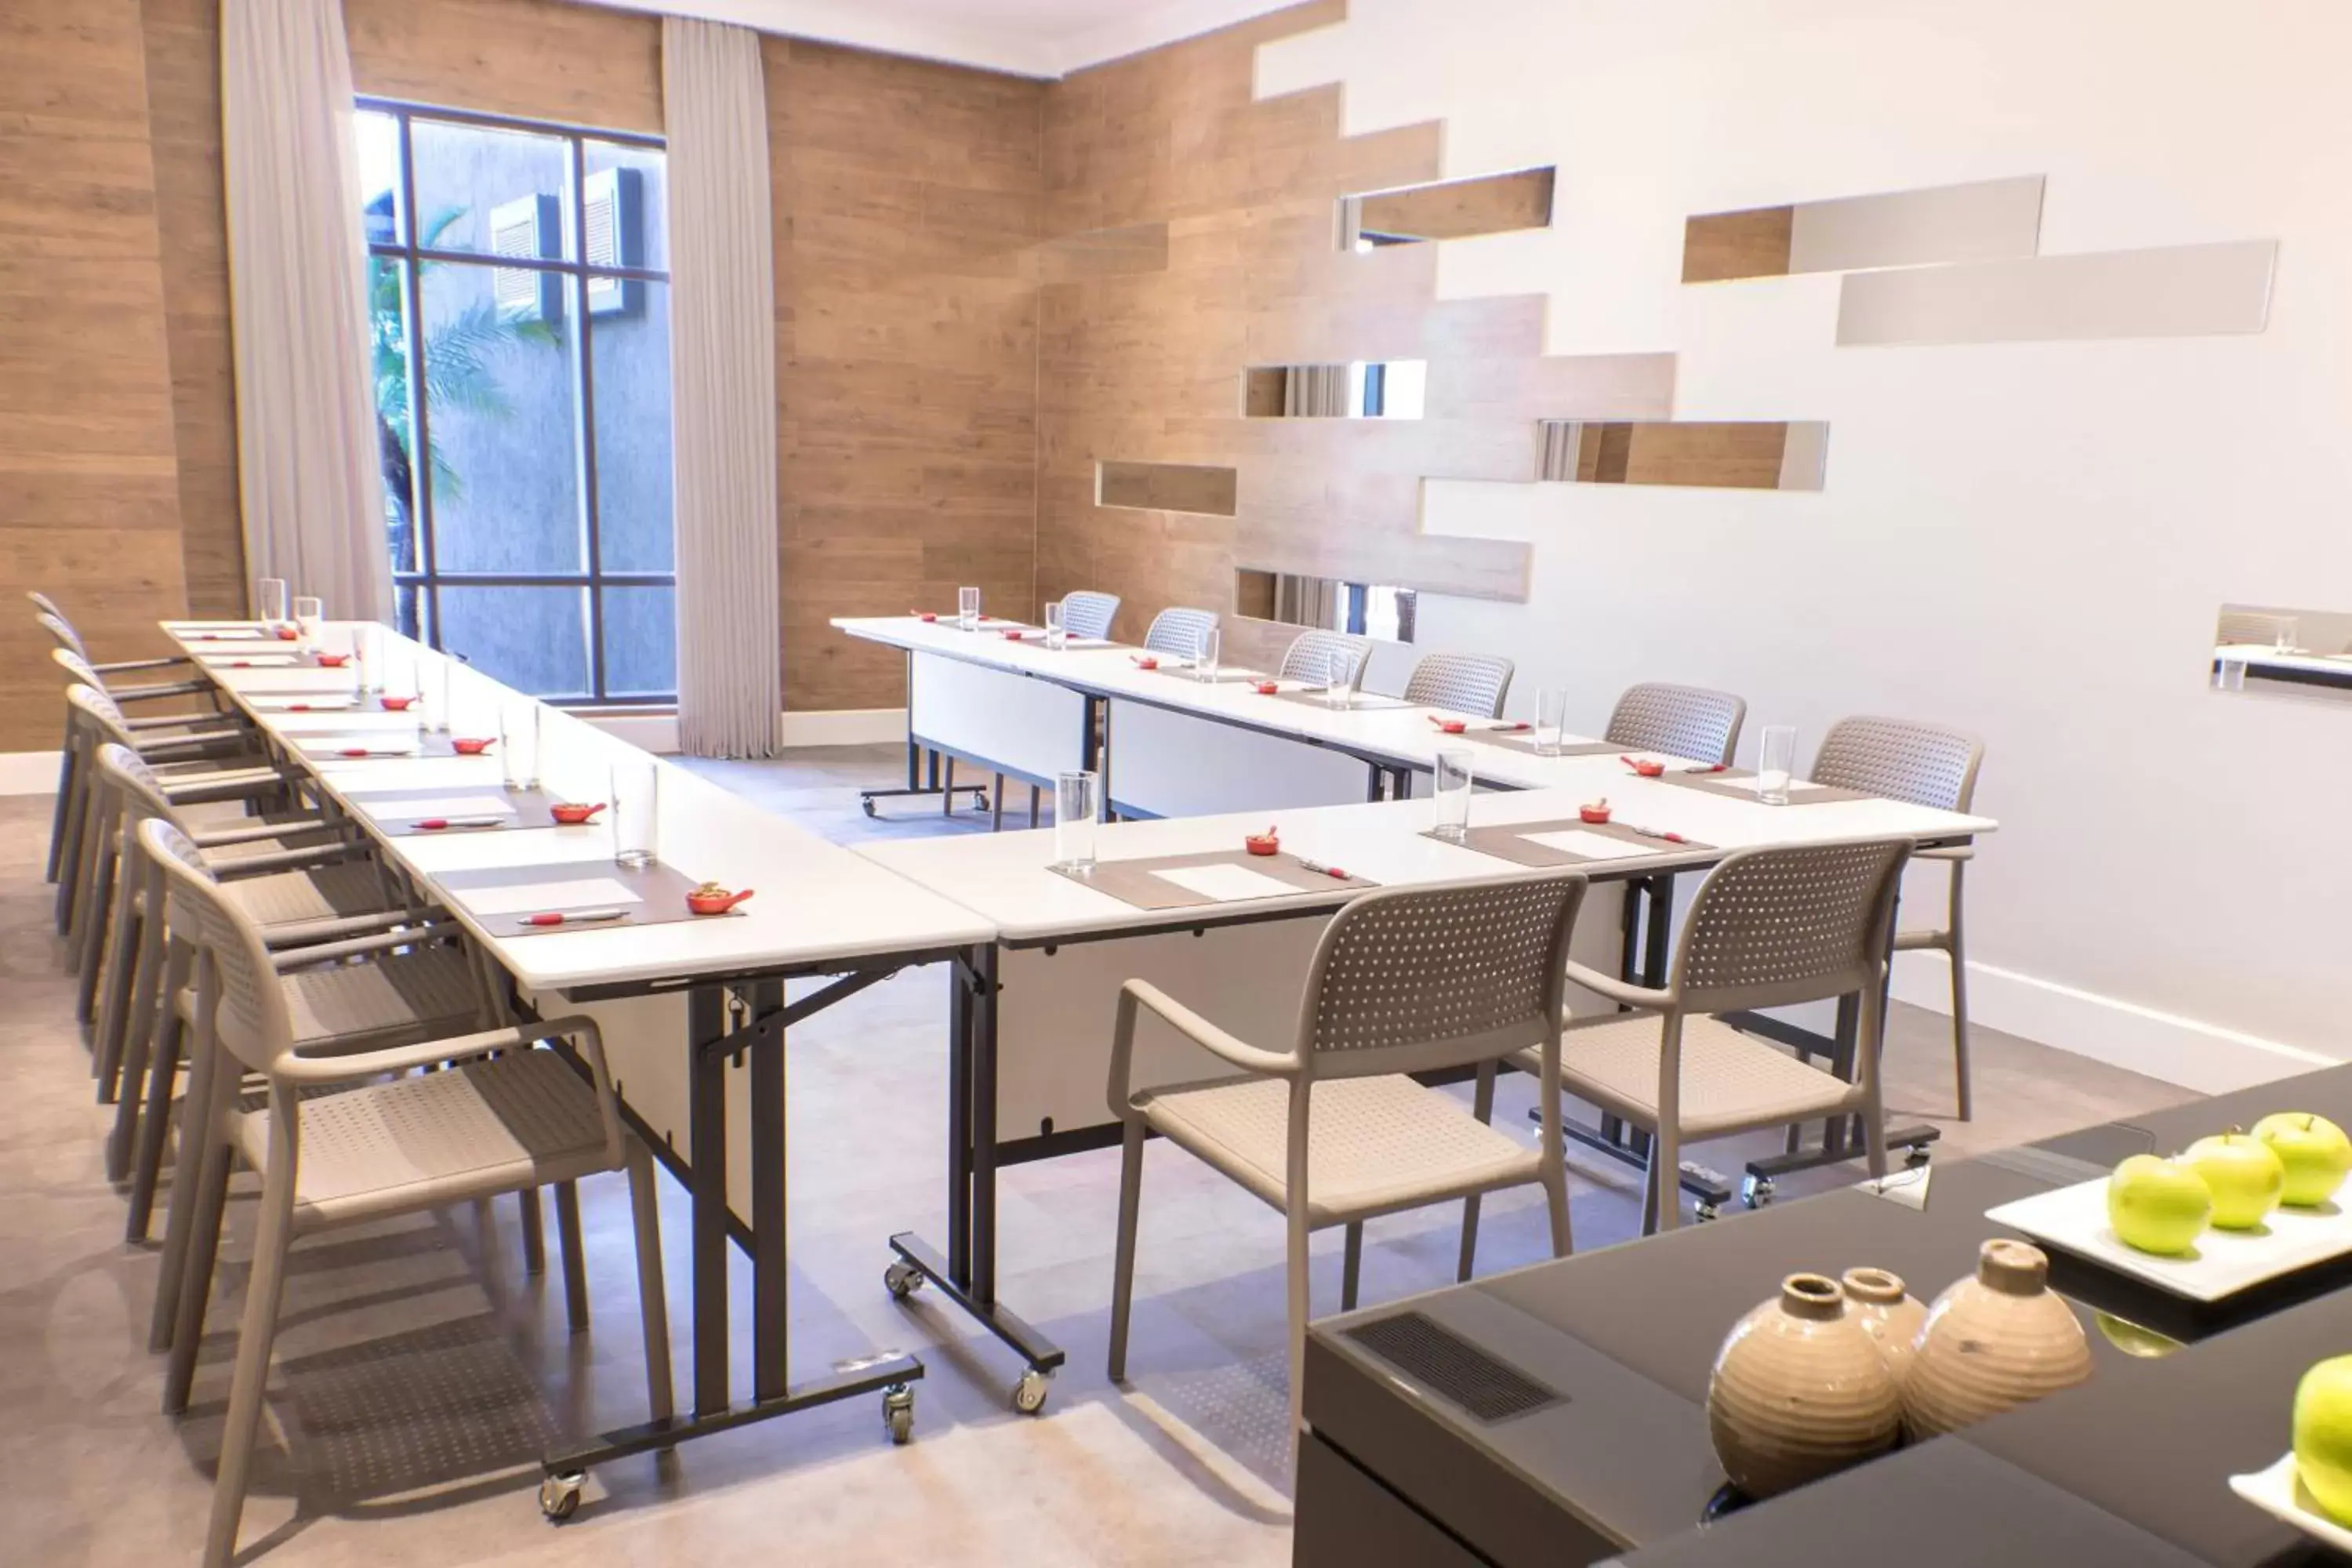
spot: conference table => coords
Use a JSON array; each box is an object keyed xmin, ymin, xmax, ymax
[
  {"xmin": 857, "ymin": 757, "xmax": 1996, "ymax": 1409},
  {"xmin": 2214, "ymin": 641, "xmax": 2352, "ymax": 694},
  {"xmin": 1294, "ymin": 1062, "xmax": 2352, "ymax": 1568},
  {"xmin": 162, "ymin": 622, "xmax": 995, "ymax": 1497}
]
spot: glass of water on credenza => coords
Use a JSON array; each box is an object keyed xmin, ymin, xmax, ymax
[
  {"xmin": 1045, "ymin": 601, "xmax": 1066, "ymax": 652},
  {"xmin": 958, "ymin": 586, "xmax": 981, "ymax": 631},
  {"xmin": 612, "ymin": 757, "xmax": 659, "ymax": 869},
  {"xmin": 1054, "ymin": 771, "xmax": 1098, "ymax": 872}
]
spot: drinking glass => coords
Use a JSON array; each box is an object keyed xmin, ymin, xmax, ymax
[
  {"xmin": 1194, "ymin": 626, "xmax": 1221, "ymax": 682},
  {"xmin": 1325, "ymin": 648, "xmax": 1358, "ymax": 710},
  {"xmin": 1054, "ymin": 771, "xmax": 1098, "ymax": 871},
  {"xmin": 1045, "ymin": 601, "xmax": 1067, "ymax": 652},
  {"xmin": 2278, "ymin": 617, "xmax": 2300, "ymax": 653},
  {"xmin": 499, "ymin": 703, "xmax": 542, "ymax": 791},
  {"xmin": 1536, "ymin": 688, "xmax": 1570, "ymax": 757},
  {"xmin": 292, "ymin": 595, "xmax": 324, "ymax": 651},
  {"xmin": 1433, "ymin": 748, "xmax": 1475, "ymax": 842},
  {"xmin": 419, "ymin": 656, "xmax": 452, "ymax": 732},
  {"xmin": 254, "ymin": 576, "xmax": 289, "ymax": 626},
  {"xmin": 612, "ymin": 757, "xmax": 659, "ymax": 868},
  {"xmin": 356, "ymin": 622, "xmax": 386, "ymax": 693},
  {"xmin": 958, "ymin": 586, "xmax": 981, "ymax": 630},
  {"xmin": 1758, "ymin": 724, "xmax": 1798, "ymax": 806}
]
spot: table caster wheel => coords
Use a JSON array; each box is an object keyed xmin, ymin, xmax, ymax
[
  {"xmin": 539, "ymin": 1470, "xmax": 585, "ymax": 1522},
  {"xmin": 1741, "ymin": 1175, "xmax": 1776, "ymax": 1210},
  {"xmin": 1693, "ymin": 1200, "xmax": 1720, "ymax": 1223},
  {"xmin": 884, "ymin": 1261, "xmax": 925, "ymax": 1300},
  {"xmin": 1011, "ymin": 1368, "xmax": 1051, "ymax": 1416},
  {"xmin": 862, "ymin": 798, "xmax": 878, "ymax": 819},
  {"xmin": 883, "ymin": 1384, "xmax": 916, "ymax": 1445}
]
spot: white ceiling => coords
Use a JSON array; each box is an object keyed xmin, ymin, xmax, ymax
[{"xmin": 594, "ymin": 0, "xmax": 1304, "ymax": 78}]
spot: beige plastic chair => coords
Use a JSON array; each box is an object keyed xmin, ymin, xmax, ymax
[
  {"xmin": 1107, "ymin": 873, "xmax": 1587, "ymax": 1428},
  {"xmin": 1060, "ymin": 590, "xmax": 1120, "ymax": 640},
  {"xmin": 1605, "ymin": 681, "xmax": 1748, "ymax": 766},
  {"xmin": 45, "ymin": 635, "xmax": 235, "ymax": 888},
  {"xmin": 1278, "ymin": 628, "xmax": 1372, "ymax": 684},
  {"xmin": 1142, "ymin": 604, "xmax": 1220, "ymax": 658},
  {"xmin": 1812, "ymin": 717, "xmax": 1987, "ymax": 1120},
  {"xmin": 144, "ymin": 818, "xmax": 672, "ymax": 1568},
  {"xmin": 2217, "ymin": 610, "xmax": 2295, "ymax": 647},
  {"xmin": 1516, "ymin": 837, "xmax": 1910, "ymax": 1233},
  {"xmin": 1403, "ymin": 651, "xmax": 1515, "ymax": 718}
]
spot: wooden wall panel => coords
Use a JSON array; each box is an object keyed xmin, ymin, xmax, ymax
[
  {"xmin": 1682, "ymin": 204, "xmax": 1794, "ymax": 283},
  {"xmin": 0, "ymin": 0, "xmax": 187, "ymax": 749},
  {"xmin": 345, "ymin": 0, "xmax": 662, "ymax": 132},
  {"xmin": 766, "ymin": 38, "xmax": 1045, "ymax": 713},
  {"xmin": 1356, "ymin": 167, "xmax": 1554, "ymax": 242}
]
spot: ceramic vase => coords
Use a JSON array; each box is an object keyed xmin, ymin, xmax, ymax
[
  {"xmin": 1904, "ymin": 1239, "xmax": 2092, "ymax": 1439},
  {"xmin": 1707, "ymin": 1272, "xmax": 1902, "ymax": 1499},
  {"xmin": 1841, "ymin": 1267, "xmax": 1926, "ymax": 1385}
]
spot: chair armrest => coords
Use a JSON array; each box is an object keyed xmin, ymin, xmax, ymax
[
  {"xmin": 1108, "ymin": 978, "xmax": 1294, "ymax": 1117},
  {"xmin": 269, "ymin": 921, "xmax": 459, "ymax": 970},
  {"xmin": 211, "ymin": 840, "xmax": 369, "ymax": 880},
  {"xmin": 1562, "ymin": 958, "xmax": 1675, "ymax": 1014},
  {"xmin": 160, "ymin": 768, "xmax": 286, "ymax": 803},
  {"xmin": 260, "ymin": 906, "xmax": 442, "ymax": 949},
  {"xmin": 93, "ymin": 655, "xmax": 195, "ymax": 673},
  {"xmin": 191, "ymin": 815, "xmax": 339, "ymax": 848},
  {"xmin": 122, "ymin": 711, "xmax": 232, "ymax": 732},
  {"xmin": 1915, "ymin": 844, "xmax": 1973, "ymax": 864},
  {"xmin": 111, "ymin": 679, "xmax": 217, "ymax": 703},
  {"xmin": 132, "ymin": 731, "xmax": 250, "ymax": 760}
]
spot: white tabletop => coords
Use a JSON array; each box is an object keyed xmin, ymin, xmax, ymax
[
  {"xmin": 2215, "ymin": 644, "xmax": 2352, "ymax": 679},
  {"xmin": 172, "ymin": 622, "xmax": 996, "ymax": 993},
  {"xmin": 858, "ymin": 778, "xmax": 1997, "ymax": 944}
]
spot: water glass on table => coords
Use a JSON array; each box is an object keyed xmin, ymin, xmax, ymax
[
  {"xmin": 292, "ymin": 595, "xmax": 323, "ymax": 652},
  {"xmin": 355, "ymin": 622, "xmax": 387, "ymax": 693},
  {"xmin": 1433, "ymin": 747, "xmax": 1475, "ymax": 842},
  {"xmin": 1194, "ymin": 626, "xmax": 1221, "ymax": 683},
  {"xmin": 254, "ymin": 576, "xmax": 289, "ymax": 627},
  {"xmin": 1054, "ymin": 771, "xmax": 1098, "ymax": 872},
  {"xmin": 1757, "ymin": 724, "xmax": 1798, "ymax": 806},
  {"xmin": 499, "ymin": 704, "xmax": 541, "ymax": 791},
  {"xmin": 1325, "ymin": 649, "xmax": 1358, "ymax": 710},
  {"xmin": 612, "ymin": 757, "xmax": 659, "ymax": 869},
  {"xmin": 1045, "ymin": 600, "xmax": 1067, "ymax": 652},
  {"xmin": 419, "ymin": 656, "xmax": 451, "ymax": 732},
  {"xmin": 958, "ymin": 586, "xmax": 981, "ymax": 631},
  {"xmin": 2277, "ymin": 617, "xmax": 2300, "ymax": 653},
  {"xmin": 1536, "ymin": 688, "xmax": 1569, "ymax": 757}
]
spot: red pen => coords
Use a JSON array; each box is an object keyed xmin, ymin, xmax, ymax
[
  {"xmin": 523, "ymin": 908, "xmax": 626, "ymax": 927},
  {"xmin": 1626, "ymin": 826, "xmax": 1690, "ymax": 844},
  {"xmin": 414, "ymin": 817, "xmax": 503, "ymax": 831},
  {"xmin": 1297, "ymin": 858, "xmax": 1350, "ymax": 880}
]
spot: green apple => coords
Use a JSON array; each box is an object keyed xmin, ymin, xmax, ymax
[
  {"xmin": 2183, "ymin": 1131, "xmax": 2286, "ymax": 1230},
  {"xmin": 2253, "ymin": 1112, "xmax": 2352, "ymax": 1207},
  {"xmin": 2295, "ymin": 1355, "xmax": 2352, "ymax": 1524},
  {"xmin": 2106, "ymin": 1154, "xmax": 2212, "ymax": 1255}
]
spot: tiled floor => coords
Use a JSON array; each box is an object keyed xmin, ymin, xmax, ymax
[{"xmin": 0, "ymin": 749, "xmax": 2196, "ymax": 1566}]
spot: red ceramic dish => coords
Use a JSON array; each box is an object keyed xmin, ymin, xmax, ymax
[
  {"xmin": 1621, "ymin": 755, "xmax": 1666, "ymax": 778},
  {"xmin": 550, "ymin": 802, "xmax": 605, "ymax": 825},
  {"xmin": 687, "ymin": 884, "xmax": 755, "ymax": 916},
  {"xmin": 1580, "ymin": 801, "xmax": 1612, "ymax": 824},
  {"xmin": 316, "ymin": 653, "xmax": 350, "ymax": 668},
  {"xmin": 380, "ymin": 695, "xmax": 414, "ymax": 711},
  {"xmin": 275, "ymin": 626, "xmax": 299, "ymax": 641},
  {"xmin": 1134, "ymin": 656, "xmax": 1159, "ymax": 670},
  {"xmin": 1254, "ymin": 681, "xmax": 1279, "ymax": 695},
  {"xmin": 452, "ymin": 737, "xmax": 495, "ymax": 755},
  {"xmin": 1430, "ymin": 717, "xmax": 1468, "ymax": 735},
  {"xmin": 1245, "ymin": 827, "xmax": 1280, "ymax": 856},
  {"xmin": 912, "ymin": 611, "xmax": 938, "ymax": 622}
]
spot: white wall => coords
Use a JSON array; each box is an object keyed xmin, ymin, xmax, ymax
[{"xmin": 1260, "ymin": 0, "xmax": 2352, "ymax": 1088}]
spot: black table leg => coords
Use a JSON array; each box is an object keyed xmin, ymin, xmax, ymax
[{"xmin": 689, "ymin": 985, "xmax": 731, "ymax": 1418}]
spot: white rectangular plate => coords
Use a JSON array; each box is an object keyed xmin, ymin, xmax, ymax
[
  {"xmin": 1519, "ymin": 829, "xmax": 1656, "ymax": 861},
  {"xmin": 1152, "ymin": 863, "xmax": 1302, "ymax": 902},
  {"xmin": 2229, "ymin": 1453, "xmax": 2352, "ymax": 1554},
  {"xmin": 459, "ymin": 877, "xmax": 642, "ymax": 917},
  {"xmin": 1986, "ymin": 1176, "xmax": 2352, "ymax": 1301}
]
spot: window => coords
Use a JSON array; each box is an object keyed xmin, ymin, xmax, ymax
[{"xmin": 358, "ymin": 102, "xmax": 674, "ymax": 702}]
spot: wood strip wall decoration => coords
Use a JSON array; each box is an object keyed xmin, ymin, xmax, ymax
[
  {"xmin": 1350, "ymin": 167, "xmax": 1555, "ymax": 245},
  {"xmin": 1537, "ymin": 419, "xmax": 1830, "ymax": 491},
  {"xmin": 1684, "ymin": 176, "xmax": 2044, "ymax": 284},
  {"xmin": 0, "ymin": 0, "xmax": 191, "ymax": 747},
  {"xmin": 1098, "ymin": 461, "xmax": 1238, "ymax": 517}
]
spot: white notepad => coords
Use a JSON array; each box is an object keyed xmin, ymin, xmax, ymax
[
  {"xmin": 459, "ymin": 877, "xmax": 641, "ymax": 916},
  {"xmin": 1152, "ymin": 863, "xmax": 1301, "ymax": 902},
  {"xmin": 1519, "ymin": 829, "xmax": 1656, "ymax": 861},
  {"xmin": 361, "ymin": 794, "xmax": 517, "ymax": 821}
]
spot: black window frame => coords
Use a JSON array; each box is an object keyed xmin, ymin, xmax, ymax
[{"xmin": 360, "ymin": 97, "xmax": 674, "ymax": 706}]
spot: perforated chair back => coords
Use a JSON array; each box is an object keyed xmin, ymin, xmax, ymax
[
  {"xmin": 27, "ymin": 590, "xmax": 64, "ymax": 619},
  {"xmin": 1060, "ymin": 590, "xmax": 1120, "ymax": 641},
  {"xmin": 1606, "ymin": 682, "xmax": 1747, "ymax": 765},
  {"xmin": 38, "ymin": 612, "xmax": 89, "ymax": 660},
  {"xmin": 1812, "ymin": 717, "xmax": 1983, "ymax": 813},
  {"xmin": 1671, "ymin": 838, "xmax": 1911, "ymax": 1015},
  {"xmin": 1279, "ymin": 629, "xmax": 1372, "ymax": 684},
  {"xmin": 65, "ymin": 683, "xmax": 138, "ymax": 750},
  {"xmin": 95, "ymin": 742, "xmax": 187, "ymax": 834},
  {"xmin": 142, "ymin": 816, "xmax": 295, "ymax": 1076},
  {"xmin": 1294, "ymin": 873, "xmax": 1584, "ymax": 1082},
  {"xmin": 1145, "ymin": 605, "xmax": 1220, "ymax": 658},
  {"xmin": 2217, "ymin": 610, "xmax": 2294, "ymax": 646},
  {"xmin": 1403, "ymin": 652, "xmax": 1514, "ymax": 718}
]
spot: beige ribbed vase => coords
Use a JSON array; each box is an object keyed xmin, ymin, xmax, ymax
[
  {"xmin": 1904, "ymin": 1240, "xmax": 2092, "ymax": 1439},
  {"xmin": 1707, "ymin": 1272, "xmax": 1902, "ymax": 1499},
  {"xmin": 1842, "ymin": 1268, "xmax": 1926, "ymax": 1384}
]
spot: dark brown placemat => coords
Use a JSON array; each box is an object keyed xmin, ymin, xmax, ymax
[
  {"xmin": 1456, "ymin": 730, "xmax": 1623, "ymax": 758},
  {"xmin": 435, "ymin": 858, "xmax": 744, "ymax": 938},
  {"xmin": 1051, "ymin": 847, "xmax": 1375, "ymax": 910},
  {"xmin": 1429, "ymin": 817, "xmax": 1712, "ymax": 868},
  {"xmin": 1263, "ymin": 688, "xmax": 1411, "ymax": 713},
  {"xmin": 1657, "ymin": 768, "xmax": 1872, "ymax": 806},
  {"xmin": 341, "ymin": 784, "xmax": 572, "ymax": 838}
]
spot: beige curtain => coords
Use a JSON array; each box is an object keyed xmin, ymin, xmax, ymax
[
  {"xmin": 220, "ymin": 0, "xmax": 388, "ymax": 622},
  {"xmin": 664, "ymin": 16, "xmax": 782, "ymax": 757},
  {"xmin": 1283, "ymin": 364, "xmax": 1351, "ymax": 417}
]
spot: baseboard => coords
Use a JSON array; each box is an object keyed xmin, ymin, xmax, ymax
[
  {"xmin": 779, "ymin": 708, "xmax": 904, "ymax": 748},
  {"xmin": 0, "ymin": 751, "xmax": 59, "ymax": 796},
  {"xmin": 1888, "ymin": 951, "xmax": 2340, "ymax": 1095}
]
